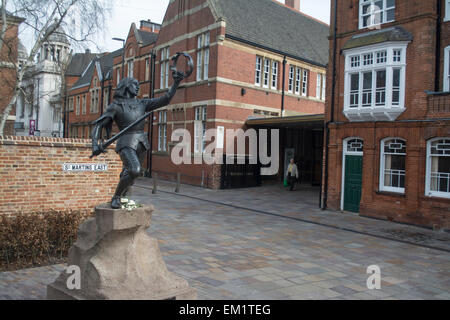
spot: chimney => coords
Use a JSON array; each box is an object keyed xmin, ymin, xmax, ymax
[
  {"xmin": 140, "ymin": 20, "xmax": 161, "ymax": 33},
  {"xmin": 285, "ymin": 0, "xmax": 300, "ymax": 11}
]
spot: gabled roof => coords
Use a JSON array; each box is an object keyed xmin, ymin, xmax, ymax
[
  {"xmin": 66, "ymin": 52, "xmax": 98, "ymax": 77},
  {"xmin": 210, "ymin": 0, "xmax": 329, "ymax": 67},
  {"xmin": 342, "ymin": 26, "xmax": 413, "ymax": 51},
  {"xmin": 69, "ymin": 49, "xmax": 120, "ymax": 91}
]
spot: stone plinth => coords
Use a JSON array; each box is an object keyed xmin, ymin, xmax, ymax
[{"xmin": 47, "ymin": 203, "xmax": 197, "ymax": 300}]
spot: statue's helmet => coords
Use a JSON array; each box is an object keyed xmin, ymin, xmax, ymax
[{"xmin": 114, "ymin": 77, "xmax": 139, "ymax": 99}]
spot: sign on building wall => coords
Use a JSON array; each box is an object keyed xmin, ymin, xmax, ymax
[{"xmin": 63, "ymin": 163, "xmax": 108, "ymax": 172}]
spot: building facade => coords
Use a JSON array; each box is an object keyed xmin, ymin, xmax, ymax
[
  {"xmin": 151, "ymin": 0, "xmax": 328, "ymax": 188},
  {"xmin": 323, "ymin": 0, "xmax": 450, "ymax": 230},
  {"xmin": 0, "ymin": 9, "xmax": 24, "ymax": 135},
  {"xmin": 14, "ymin": 25, "xmax": 71, "ymax": 137}
]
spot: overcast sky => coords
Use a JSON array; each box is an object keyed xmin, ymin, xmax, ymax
[{"xmin": 20, "ymin": 0, "xmax": 331, "ymax": 53}]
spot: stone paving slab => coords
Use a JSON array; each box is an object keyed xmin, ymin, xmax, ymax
[
  {"xmin": 134, "ymin": 178, "xmax": 450, "ymax": 252},
  {"xmin": 0, "ymin": 179, "xmax": 449, "ymax": 300}
]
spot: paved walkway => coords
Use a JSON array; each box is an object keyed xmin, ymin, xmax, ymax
[{"xmin": 1, "ymin": 178, "xmax": 449, "ymax": 300}]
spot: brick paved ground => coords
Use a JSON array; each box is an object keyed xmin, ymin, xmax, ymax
[{"xmin": 1, "ymin": 178, "xmax": 449, "ymax": 300}]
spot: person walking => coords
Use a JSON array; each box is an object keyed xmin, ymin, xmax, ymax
[{"xmin": 285, "ymin": 158, "xmax": 299, "ymax": 191}]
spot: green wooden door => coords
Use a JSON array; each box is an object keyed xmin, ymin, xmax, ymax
[{"xmin": 343, "ymin": 155, "xmax": 363, "ymax": 213}]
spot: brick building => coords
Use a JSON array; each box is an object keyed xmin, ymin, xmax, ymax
[
  {"xmin": 322, "ymin": 0, "xmax": 450, "ymax": 229},
  {"xmin": 0, "ymin": 9, "xmax": 24, "ymax": 135},
  {"xmin": 150, "ymin": 0, "xmax": 328, "ymax": 188}
]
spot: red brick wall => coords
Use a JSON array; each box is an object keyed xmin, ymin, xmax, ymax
[
  {"xmin": 324, "ymin": 0, "xmax": 450, "ymax": 229},
  {"xmin": 0, "ymin": 136, "xmax": 121, "ymax": 215}
]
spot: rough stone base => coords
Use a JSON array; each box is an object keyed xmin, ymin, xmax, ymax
[{"xmin": 47, "ymin": 203, "xmax": 197, "ymax": 300}]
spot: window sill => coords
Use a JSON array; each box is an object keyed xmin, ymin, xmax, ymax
[
  {"xmin": 375, "ymin": 190, "xmax": 405, "ymax": 197},
  {"xmin": 423, "ymin": 193, "xmax": 450, "ymax": 201},
  {"xmin": 343, "ymin": 106, "xmax": 405, "ymax": 122}
]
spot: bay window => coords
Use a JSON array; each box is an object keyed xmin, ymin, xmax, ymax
[
  {"xmin": 426, "ymin": 138, "xmax": 450, "ymax": 198},
  {"xmin": 344, "ymin": 44, "xmax": 408, "ymax": 121},
  {"xmin": 380, "ymin": 138, "xmax": 406, "ymax": 193}
]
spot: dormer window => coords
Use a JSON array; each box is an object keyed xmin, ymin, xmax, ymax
[{"xmin": 359, "ymin": 0, "xmax": 395, "ymax": 29}]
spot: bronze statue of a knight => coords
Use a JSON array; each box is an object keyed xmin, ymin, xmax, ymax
[{"xmin": 91, "ymin": 53, "xmax": 193, "ymax": 209}]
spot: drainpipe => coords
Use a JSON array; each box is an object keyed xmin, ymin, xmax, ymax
[
  {"xmin": 435, "ymin": 0, "xmax": 442, "ymax": 92},
  {"xmin": 322, "ymin": 0, "xmax": 338, "ymax": 210},
  {"xmin": 281, "ymin": 56, "xmax": 287, "ymax": 116}
]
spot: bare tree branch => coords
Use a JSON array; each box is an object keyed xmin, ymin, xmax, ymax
[{"xmin": 0, "ymin": 0, "xmax": 111, "ymax": 135}]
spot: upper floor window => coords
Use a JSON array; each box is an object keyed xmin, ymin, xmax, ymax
[
  {"xmin": 196, "ymin": 32, "xmax": 210, "ymax": 82},
  {"xmin": 344, "ymin": 43, "xmax": 407, "ymax": 121},
  {"xmin": 380, "ymin": 138, "xmax": 406, "ymax": 193},
  {"xmin": 359, "ymin": 0, "xmax": 395, "ymax": 29},
  {"xmin": 255, "ymin": 57, "xmax": 262, "ymax": 86},
  {"xmin": 445, "ymin": 0, "xmax": 450, "ymax": 22},
  {"xmin": 117, "ymin": 69, "xmax": 120, "ymax": 85},
  {"xmin": 444, "ymin": 46, "xmax": 450, "ymax": 92},
  {"xmin": 158, "ymin": 110, "xmax": 167, "ymax": 152},
  {"xmin": 127, "ymin": 60, "xmax": 134, "ymax": 78},
  {"xmin": 316, "ymin": 73, "xmax": 326, "ymax": 100},
  {"xmin": 145, "ymin": 58, "xmax": 150, "ymax": 81},
  {"xmin": 76, "ymin": 96, "xmax": 80, "ymax": 116},
  {"xmin": 288, "ymin": 66, "xmax": 309, "ymax": 96},
  {"xmin": 82, "ymin": 95, "xmax": 86, "ymax": 115},
  {"xmin": 68, "ymin": 97, "xmax": 74, "ymax": 112},
  {"xmin": 426, "ymin": 138, "xmax": 450, "ymax": 199},
  {"xmin": 194, "ymin": 106, "xmax": 207, "ymax": 154},
  {"xmin": 160, "ymin": 47, "xmax": 170, "ymax": 89}
]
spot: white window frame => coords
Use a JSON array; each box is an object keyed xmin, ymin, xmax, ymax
[
  {"xmin": 379, "ymin": 138, "xmax": 406, "ymax": 193},
  {"xmin": 359, "ymin": 0, "xmax": 396, "ymax": 29},
  {"xmin": 425, "ymin": 138, "xmax": 450, "ymax": 199},
  {"xmin": 255, "ymin": 56, "xmax": 262, "ymax": 86},
  {"xmin": 194, "ymin": 106, "xmax": 207, "ymax": 154},
  {"xmin": 317, "ymin": 73, "xmax": 326, "ymax": 100},
  {"xmin": 127, "ymin": 60, "xmax": 134, "ymax": 78},
  {"xmin": 444, "ymin": 46, "xmax": 450, "ymax": 92},
  {"xmin": 196, "ymin": 32, "xmax": 210, "ymax": 82},
  {"xmin": 302, "ymin": 69, "xmax": 308, "ymax": 96},
  {"xmin": 445, "ymin": 0, "xmax": 450, "ymax": 22},
  {"xmin": 343, "ymin": 42, "xmax": 409, "ymax": 121},
  {"xmin": 288, "ymin": 66, "xmax": 294, "ymax": 93},
  {"xmin": 158, "ymin": 110, "xmax": 167, "ymax": 152},
  {"xmin": 271, "ymin": 61, "xmax": 278, "ymax": 90},
  {"xmin": 295, "ymin": 67, "xmax": 301, "ymax": 95},
  {"xmin": 160, "ymin": 47, "xmax": 170, "ymax": 89},
  {"xmin": 263, "ymin": 59, "xmax": 270, "ymax": 88}
]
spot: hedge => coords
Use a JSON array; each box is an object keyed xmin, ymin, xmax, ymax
[{"xmin": 0, "ymin": 210, "xmax": 93, "ymax": 271}]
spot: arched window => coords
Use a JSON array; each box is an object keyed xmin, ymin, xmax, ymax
[
  {"xmin": 426, "ymin": 138, "xmax": 450, "ymax": 198},
  {"xmin": 380, "ymin": 138, "xmax": 406, "ymax": 193}
]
